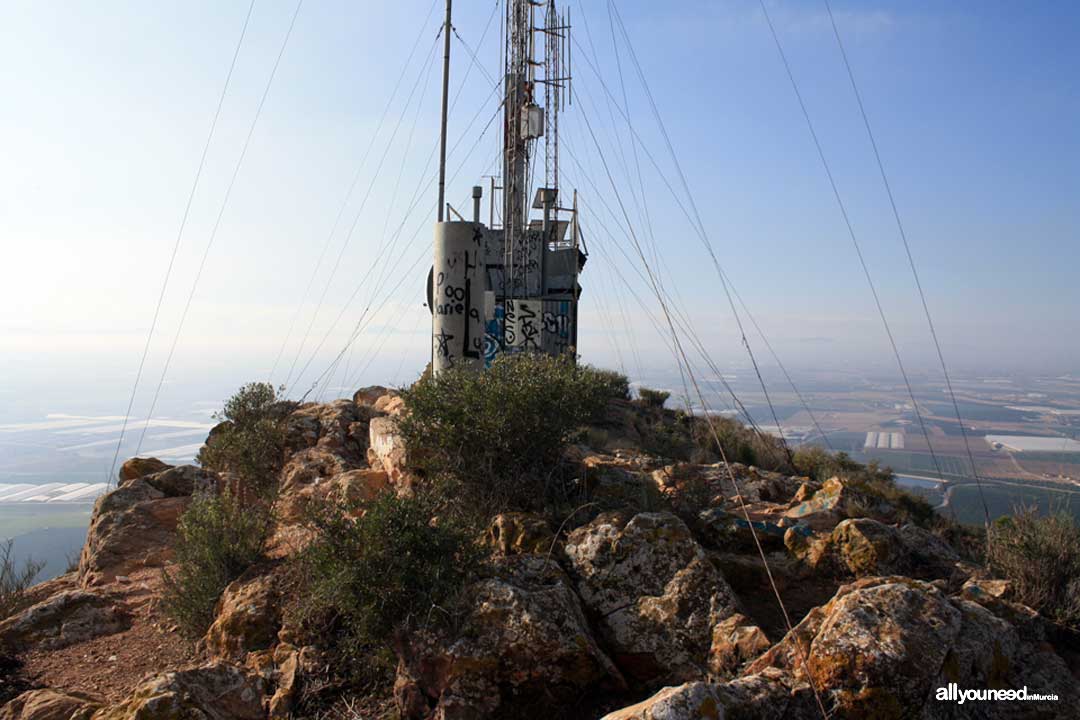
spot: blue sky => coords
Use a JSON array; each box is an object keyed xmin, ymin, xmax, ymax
[{"xmin": 1, "ymin": 1, "xmax": 1077, "ymax": 414}]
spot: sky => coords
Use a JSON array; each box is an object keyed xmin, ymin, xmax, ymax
[{"xmin": 1, "ymin": 0, "xmax": 1077, "ymax": 420}]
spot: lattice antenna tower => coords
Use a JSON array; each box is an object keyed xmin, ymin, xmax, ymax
[{"xmin": 502, "ymin": 0, "xmax": 571, "ymax": 258}]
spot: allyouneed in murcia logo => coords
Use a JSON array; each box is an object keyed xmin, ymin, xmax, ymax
[{"xmin": 936, "ymin": 684, "xmax": 1059, "ymax": 705}]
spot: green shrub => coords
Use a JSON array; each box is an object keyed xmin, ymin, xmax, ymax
[
  {"xmin": 296, "ymin": 491, "xmax": 480, "ymax": 684},
  {"xmin": 0, "ymin": 540, "xmax": 43, "ymax": 621},
  {"xmin": 587, "ymin": 366, "xmax": 631, "ymax": 402},
  {"xmin": 636, "ymin": 387, "xmax": 671, "ymax": 409},
  {"xmin": 196, "ymin": 382, "xmax": 294, "ymax": 494},
  {"xmin": 398, "ymin": 355, "xmax": 625, "ymax": 516},
  {"xmin": 162, "ymin": 489, "xmax": 271, "ymax": 637},
  {"xmin": 988, "ymin": 507, "xmax": 1080, "ymax": 629},
  {"xmin": 633, "ymin": 409, "xmax": 789, "ymax": 470}
]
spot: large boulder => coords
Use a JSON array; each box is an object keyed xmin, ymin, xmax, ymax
[
  {"xmin": 325, "ymin": 468, "xmax": 390, "ymax": 507},
  {"xmin": 203, "ymin": 572, "xmax": 281, "ymax": 661},
  {"xmin": 117, "ymin": 457, "xmax": 172, "ymax": 484},
  {"xmin": 275, "ymin": 463, "xmax": 388, "ymax": 525},
  {"xmin": 708, "ymin": 613, "xmax": 771, "ymax": 678},
  {"xmin": 485, "ymin": 513, "xmax": 554, "ymax": 556},
  {"xmin": 90, "ymin": 664, "xmax": 265, "ymax": 720},
  {"xmin": 0, "ymin": 590, "xmax": 130, "ymax": 653},
  {"xmin": 275, "ymin": 447, "xmax": 355, "ymax": 523},
  {"xmin": 78, "ymin": 479, "xmax": 189, "ymax": 586},
  {"xmin": 122, "ymin": 465, "xmax": 216, "ymax": 497},
  {"xmin": 791, "ymin": 518, "xmax": 961, "ymax": 581},
  {"xmin": 748, "ymin": 576, "xmax": 1078, "ymax": 718},
  {"xmin": 353, "ymin": 385, "xmax": 395, "ymax": 407},
  {"xmin": 284, "ymin": 400, "xmax": 371, "ymax": 461},
  {"xmin": 279, "ymin": 447, "xmax": 353, "ymax": 493},
  {"xmin": 394, "ymin": 555, "xmax": 624, "ymax": 719},
  {"xmin": 0, "ymin": 689, "xmax": 100, "ymax": 720},
  {"xmin": 783, "ymin": 477, "xmax": 894, "ymax": 532},
  {"xmin": 563, "ymin": 512, "xmax": 743, "ymax": 687},
  {"xmin": 600, "ymin": 682, "xmax": 723, "ymax": 720}
]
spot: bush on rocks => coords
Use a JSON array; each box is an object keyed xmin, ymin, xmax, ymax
[
  {"xmin": 398, "ymin": 354, "xmax": 625, "ymax": 517},
  {"xmin": 295, "ymin": 491, "xmax": 480, "ymax": 686},
  {"xmin": 196, "ymin": 382, "xmax": 295, "ymax": 495},
  {"xmin": 988, "ymin": 507, "xmax": 1080, "ymax": 629},
  {"xmin": 162, "ymin": 489, "xmax": 271, "ymax": 637}
]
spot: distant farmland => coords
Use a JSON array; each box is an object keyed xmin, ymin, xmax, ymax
[
  {"xmin": 855, "ymin": 450, "xmax": 970, "ymax": 478},
  {"xmin": 948, "ymin": 483, "xmax": 1080, "ymax": 525}
]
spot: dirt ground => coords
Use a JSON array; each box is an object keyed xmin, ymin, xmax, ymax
[{"xmin": 18, "ymin": 568, "xmax": 203, "ymax": 704}]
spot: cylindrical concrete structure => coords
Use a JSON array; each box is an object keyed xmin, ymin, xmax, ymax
[{"xmin": 432, "ymin": 221, "xmax": 486, "ymax": 375}]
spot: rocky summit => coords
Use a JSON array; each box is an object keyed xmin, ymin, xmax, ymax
[{"xmin": 1, "ymin": 386, "xmax": 1077, "ymax": 720}]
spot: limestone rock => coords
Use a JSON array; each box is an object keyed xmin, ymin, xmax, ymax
[
  {"xmin": 600, "ymin": 682, "xmax": 723, "ymax": 720},
  {"xmin": 353, "ymin": 385, "xmax": 395, "ymax": 406},
  {"xmin": 0, "ymin": 590, "xmax": 130, "ymax": 653},
  {"xmin": 0, "ymin": 689, "xmax": 100, "ymax": 720},
  {"xmin": 828, "ymin": 517, "xmax": 906, "ymax": 576},
  {"xmin": 796, "ymin": 518, "xmax": 960, "ymax": 580},
  {"xmin": 117, "ymin": 457, "xmax": 172, "ymax": 484},
  {"xmin": 783, "ymin": 477, "xmax": 894, "ymax": 532},
  {"xmin": 394, "ymin": 555, "xmax": 623, "ymax": 719},
  {"xmin": 485, "ymin": 512, "xmax": 554, "ymax": 556},
  {"xmin": 267, "ymin": 646, "xmax": 299, "ymax": 719},
  {"xmin": 713, "ymin": 668, "xmax": 818, "ymax": 720},
  {"xmin": 563, "ymin": 512, "xmax": 741, "ymax": 687},
  {"xmin": 327, "ymin": 468, "xmax": 390, "ymax": 507},
  {"xmin": 697, "ymin": 508, "xmax": 794, "ymax": 553},
  {"xmin": 368, "ymin": 416, "xmax": 413, "ymax": 489},
  {"xmin": 285, "ymin": 400, "xmax": 370, "ymax": 461},
  {"xmin": 136, "ymin": 465, "xmax": 216, "ymax": 497},
  {"xmin": 708, "ymin": 613, "xmax": 770, "ymax": 678},
  {"xmin": 374, "ymin": 393, "xmax": 406, "ymax": 416},
  {"xmin": 204, "ymin": 573, "xmax": 281, "ymax": 661},
  {"xmin": 579, "ymin": 455, "xmax": 663, "ymax": 514},
  {"xmin": 276, "ymin": 447, "xmax": 354, "ymax": 522},
  {"xmin": 90, "ymin": 663, "xmax": 265, "ymax": 720},
  {"xmin": 749, "ymin": 576, "xmax": 1078, "ymax": 718},
  {"xmin": 78, "ymin": 480, "xmax": 189, "ymax": 586}
]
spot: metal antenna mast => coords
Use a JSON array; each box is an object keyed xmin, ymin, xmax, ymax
[{"xmin": 436, "ymin": 0, "xmax": 453, "ymax": 222}]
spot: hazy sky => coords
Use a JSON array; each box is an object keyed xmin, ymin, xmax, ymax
[{"xmin": 1, "ymin": 1, "xmax": 1077, "ymax": 417}]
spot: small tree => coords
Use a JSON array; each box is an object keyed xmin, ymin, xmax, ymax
[
  {"xmin": 196, "ymin": 382, "xmax": 294, "ymax": 495},
  {"xmin": 0, "ymin": 540, "xmax": 43, "ymax": 620},
  {"xmin": 162, "ymin": 489, "xmax": 271, "ymax": 637},
  {"xmin": 988, "ymin": 507, "xmax": 1080, "ymax": 629}
]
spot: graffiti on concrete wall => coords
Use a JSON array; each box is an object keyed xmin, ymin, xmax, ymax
[
  {"xmin": 505, "ymin": 298, "xmax": 542, "ymax": 352},
  {"xmin": 505, "ymin": 230, "xmax": 543, "ymax": 297},
  {"xmin": 433, "ymin": 225, "xmax": 485, "ymax": 372},
  {"xmin": 542, "ymin": 300, "xmax": 572, "ymax": 356}
]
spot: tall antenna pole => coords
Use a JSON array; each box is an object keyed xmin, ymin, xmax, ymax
[{"xmin": 436, "ymin": 0, "xmax": 453, "ymax": 222}]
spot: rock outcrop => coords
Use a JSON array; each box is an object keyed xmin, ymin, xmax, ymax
[
  {"xmin": 792, "ymin": 517, "xmax": 961, "ymax": 580},
  {"xmin": 7, "ymin": 390, "xmax": 1079, "ymax": 720},
  {"xmin": 203, "ymin": 572, "xmax": 282, "ymax": 661},
  {"xmin": 563, "ymin": 512, "xmax": 744, "ymax": 687},
  {"xmin": 747, "ymin": 576, "xmax": 1076, "ymax": 718},
  {"xmin": 91, "ymin": 664, "xmax": 265, "ymax": 720},
  {"xmin": 600, "ymin": 682, "xmax": 723, "ymax": 720},
  {"xmin": 0, "ymin": 590, "xmax": 130, "ymax": 653},
  {"xmin": 78, "ymin": 473, "xmax": 198, "ymax": 586},
  {"xmin": 395, "ymin": 555, "xmax": 624, "ymax": 719},
  {"xmin": 0, "ymin": 689, "xmax": 100, "ymax": 720}
]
